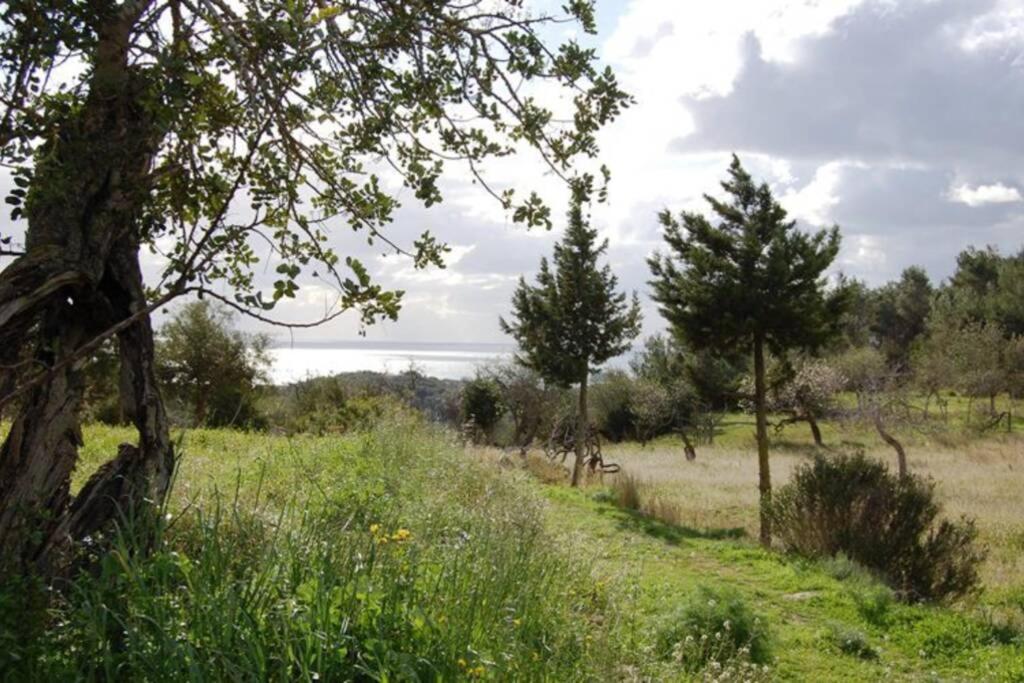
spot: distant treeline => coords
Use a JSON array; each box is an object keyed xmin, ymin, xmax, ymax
[{"xmin": 72, "ymin": 243, "xmax": 1022, "ymax": 444}]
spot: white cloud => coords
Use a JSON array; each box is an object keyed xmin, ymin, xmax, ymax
[
  {"xmin": 949, "ymin": 182, "xmax": 1022, "ymax": 207},
  {"xmin": 781, "ymin": 162, "xmax": 845, "ymax": 226}
]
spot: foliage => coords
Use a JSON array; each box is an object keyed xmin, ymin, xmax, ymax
[
  {"xmin": 648, "ymin": 155, "xmax": 846, "ymax": 544},
  {"xmin": 647, "ymin": 155, "xmax": 846, "ymax": 363},
  {"xmin": 740, "ymin": 356, "xmax": 846, "ymax": 444},
  {"xmin": 871, "ymin": 267, "xmax": 934, "ymax": 368},
  {"xmin": 501, "ymin": 200, "xmax": 642, "ymax": 388},
  {"xmin": 263, "ymin": 371, "xmax": 461, "ymax": 433},
  {"xmin": 1, "ymin": 0, "xmax": 629, "ymax": 324},
  {"xmin": 460, "ymin": 377, "xmax": 505, "ymax": 442},
  {"xmin": 770, "ymin": 452, "xmax": 985, "ymax": 602},
  {"xmin": 914, "ymin": 295, "xmax": 1023, "ymax": 418},
  {"xmin": 479, "ymin": 361, "xmax": 563, "ymax": 451},
  {"xmin": 157, "ymin": 301, "xmax": 271, "ymax": 428},
  {"xmin": 1, "ymin": 420, "xmax": 627, "ymax": 680},
  {"xmin": 828, "ymin": 624, "xmax": 878, "ymax": 660},
  {"xmin": 588, "ymin": 370, "xmax": 638, "ymax": 441},
  {"xmin": 948, "ymin": 246, "xmax": 1024, "ymax": 336},
  {"xmin": 654, "ymin": 586, "xmax": 771, "ymax": 672}
]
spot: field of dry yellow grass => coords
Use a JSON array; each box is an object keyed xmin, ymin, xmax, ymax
[{"xmin": 601, "ymin": 424, "xmax": 1024, "ymax": 591}]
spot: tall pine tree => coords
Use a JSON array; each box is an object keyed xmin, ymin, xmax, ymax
[
  {"xmin": 648, "ymin": 156, "xmax": 846, "ymax": 545},
  {"xmin": 502, "ymin": 200, "xmax": 642, "ymax": 486}
]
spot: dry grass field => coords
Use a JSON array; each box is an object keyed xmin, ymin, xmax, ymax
[{"xmin": 602, "ymin": 428, "xmax": 1024, "ymax": 591}]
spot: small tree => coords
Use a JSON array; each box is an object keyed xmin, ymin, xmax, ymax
[
  {"xmin": 743, "ymin": 357, "xmax": 845, "ymax": 447},
  {"xmin": 502, "ymin": 200, "xmax": 641, "ymax": 486},
  {"xmin": 482, "ymin": 361, "xmax": 562, "ymax": 453},
  {"xmin": 460, "ymin": 377, "xmax": 505, "ymax": 444},
  {"xmin": 648, "ymin": 156, "xmax": 846, "ymax": 546},
  {"xmin": 158, "ymin": 301, "xmax": 270, "ymax": 428}
]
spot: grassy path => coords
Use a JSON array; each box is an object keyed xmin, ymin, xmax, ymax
[{"xmin": 541, "ymin": 485, "xmax": 1024, "ymax": 681}]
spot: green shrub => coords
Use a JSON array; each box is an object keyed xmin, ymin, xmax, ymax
[
  {"xmin": 654, "ymin": 586, "xmax": 770, "ymax": 672},
  {"xmin": 460, "ymin": 377, "xmax": 505, "ymax": 442},
  {"xmin": 828, "ymin": 624, "xmax": 878, "ymax": 660},
  {"xmin": 851, "ymin": 581, "xmax": 896, "ymax": 626},
  {"xmin": 770, "ymin": 452, "xmax": 984, "ymax": 602}
]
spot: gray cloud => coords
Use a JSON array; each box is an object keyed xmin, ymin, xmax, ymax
[{"xmin": 672, "ymin": 1, "xmax": 1024, "ymax": 174}]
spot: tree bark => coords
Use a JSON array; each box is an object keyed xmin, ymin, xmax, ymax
[
  {"xmin": 807, "ymin": 413, "xmax": 824, "ymax": 447},
  {"xmin": 680, "ymin": 431, "xmax": 697, "ymax": 461},
  {"xmin": 0, "ymin": 13, "xmax": 174, "ymax": 577},
  {"xmin": 873, "ymin": 411, "xmax": 907, "ymax": 480},
  {"xmin": 571, "ymin": 372, "xmax": 588, "ymax": 487},
  {"xmin": 753, "ymin": 336, "xmax": 772, "ymax": 547}
]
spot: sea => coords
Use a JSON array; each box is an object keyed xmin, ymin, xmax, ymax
[{"xmin": 267, "ymin": 341, "xmax": 517, "ymax": 384}]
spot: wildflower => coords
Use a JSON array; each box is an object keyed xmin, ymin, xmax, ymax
[
  {"xmin": 391, "ymin": 528, "xmax": 412, "ymax": 542},
  {"xmin": 369, "ymin": 523, "xmax": 381, "ymax": 535},
  {"xmin": 457, "ymin": 658, "xmax": 467, "ymax": 668}
]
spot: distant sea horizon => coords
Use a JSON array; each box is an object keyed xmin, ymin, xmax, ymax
[
  {"xmin": 267, "ymin": 340, "xmax": 634, "ymax": 384},
  {"xmin": 267, "ymin": 340, "xmax": 517, "ymax": 384}
]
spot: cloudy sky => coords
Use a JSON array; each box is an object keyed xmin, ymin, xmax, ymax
[
  {"xmin": 15, "ymin": 0, "xmax": 1024, "ymax": 346},
  {"xmin": 267, "ymin": 0, "xmax": 1023, "ymax": 345}
]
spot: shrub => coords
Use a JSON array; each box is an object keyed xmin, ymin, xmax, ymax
[
  {"xmin": 460, "ymin": 377, "xmax": 505, "ymax": 443},
  {"xmin": 770, "ymin": 453, "xmax": 985, "ymax": 602},
  {"xmin": 828, "ymin": 624, "xmax": 878, "ymax": 660},
  {"xmin": 654, "ymin": 586, "xmax": 770, "ymax": 672}
]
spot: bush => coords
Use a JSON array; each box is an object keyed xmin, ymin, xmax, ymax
[
  {"xmin": 654, "ymin": 586, "xmax": 770, "ymax": 672},
  {"xmin": 770, "ymin": 453, "xmax": 985, "ymax": 602},
  {"xmin": 828, "ymin": 624, "xmax": 878, "ymax": 660},
  {"xmin": 460, "ymin": 377, "xmax": 504, "ymax": 443}
]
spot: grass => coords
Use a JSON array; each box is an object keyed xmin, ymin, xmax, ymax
[
  {"xmin": 603, "ymin": 417, "xmax": 1024, "ymax": 593},
  {"xmin": 541, "ymin": 485, "xmax": 1024, "ymax": 681},
  {"xmin": 3, "ymin": 415, "xmax": 632, "ymax": 681},
  {"xmin": 4, "ymin": 406, "xmax": 1023, "ymax": 680}
]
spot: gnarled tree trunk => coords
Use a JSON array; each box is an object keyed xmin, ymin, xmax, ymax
[{"xmin": 0, "ymin": 9, "xmax": 173, "ymax": 578}]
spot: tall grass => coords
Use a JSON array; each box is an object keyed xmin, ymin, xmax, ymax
[{"xmin": 2, "ymin": 418, "xmax": 628, "ymax": 680}]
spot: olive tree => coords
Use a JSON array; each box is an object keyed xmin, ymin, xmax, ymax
[{"xmin": 0, "ymin": 0, "xmax": 628, "ymax": 575}]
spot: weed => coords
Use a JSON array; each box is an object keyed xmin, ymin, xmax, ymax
[{"xmin": 654, "ymin": 586, "xmax": 771, "ymax": 672}]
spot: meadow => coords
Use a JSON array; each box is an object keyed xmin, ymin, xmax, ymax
[{"xmin": 1, "ymin": 404, "xmax": 1022, "ymax": 681}]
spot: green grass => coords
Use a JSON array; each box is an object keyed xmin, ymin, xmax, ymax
[
  {"xmin": 3, "ymin": 417, "xmax": 631, "ymax": 681},
  {"xmin": 542, "ymin": 485, "xmax": 1024, "ymax": 681},
  {"xmin": 4, "ymin": 413, "xmax": 1024, "ymax": 680}
]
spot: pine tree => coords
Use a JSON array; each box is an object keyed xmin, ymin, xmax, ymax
[
  {"xmin": 502, "ymin": 200, "xmax": 642, "ymax": 486},
  {"xmin": 648, "ymin": 156, "xmax": 847, "ymax": 545}
]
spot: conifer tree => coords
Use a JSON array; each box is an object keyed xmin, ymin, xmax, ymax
[
  {"xmin": 502, "ymin": 200, "xmax": 642, "ymax": 486},
  {"xmin": 648, "ymin": 156, "xmax": 846, "ymax": 545}
]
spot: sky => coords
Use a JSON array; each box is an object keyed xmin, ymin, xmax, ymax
[
  {"xmin": 259, "ymin": 0, "xmax": 1024, "ymax": 345},
  {"xmin": 9, "ymin": 0, "xmax": 1024, "ymax": 346}
]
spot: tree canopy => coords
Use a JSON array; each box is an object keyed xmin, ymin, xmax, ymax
[
  {"xmin": 648, "ymin": 155, "xmax": 846, "ymax": 545},
  {"xmin": 501, "ymin": 199, "xmax": 641, "ymax": 388},
  {"xmin": 0, "ymin": 0, "xmax": 628, "ymax": 575}
]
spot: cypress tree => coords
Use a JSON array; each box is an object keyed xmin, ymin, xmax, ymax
[
  {"xmin": 648, "ymin": 156, "xmax": 847, "ymax": 545},
  {"xmin": 502, "ymin": 200, "xmax": 642, "ymax": 486}
]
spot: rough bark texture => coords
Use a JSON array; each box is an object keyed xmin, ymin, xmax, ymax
[
  {"xmin": 753, "ymin": 337, "xmax": 772, "ymax": 547},
  {"xmin": 571, "ymin": 374, "xmax": 588, "ymax": 487},
  {"xmin": 0, "ymin": 8, "xmax": 173, "ymax": 577}
]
